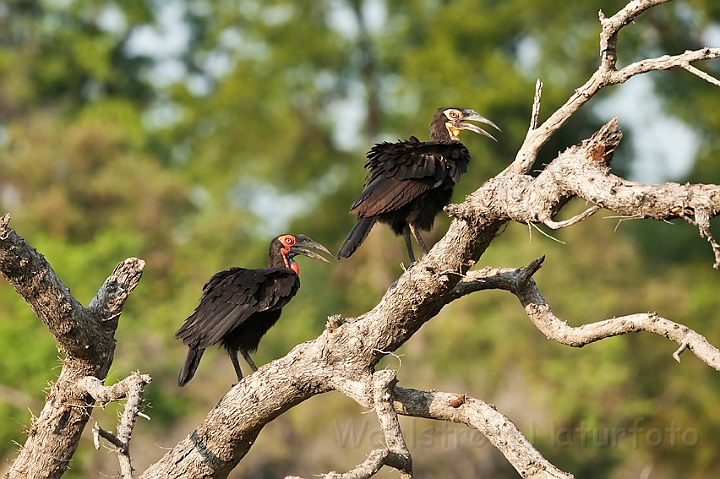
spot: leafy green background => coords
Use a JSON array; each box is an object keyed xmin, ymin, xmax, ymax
[{"xmin": 0, "ymin": 0, "xmax": 719, "ymax": 477}]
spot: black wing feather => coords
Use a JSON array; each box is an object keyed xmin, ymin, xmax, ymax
[
  {"xmin": 175, "ymin": 267, "xmax": 300, "ymax": 350},
  {"xmin": 350, "ymin": 138, "xmax": 470, "ymax": 216}
]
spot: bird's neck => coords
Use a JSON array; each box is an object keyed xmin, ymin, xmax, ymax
[
  {"xmin": 271, "ymin": 249, "xmax": 300, "ymax": 275},
  {"xmin": 429, "ymin": 123, "xmax": 456, "ymax": 141},
  {"xmin": 268, "ymin": 247, "xmax": 300, "ymax": 275},
  {"xmin": 286, "ymin": 255, "xmax": 299, "ymax": 275}
]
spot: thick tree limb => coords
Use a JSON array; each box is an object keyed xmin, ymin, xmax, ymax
[
  {"xmin": 0, "ymin": 213, "xmax": 99, "ymax": 357},
  {"xmin": 0, "ymin": 214, "xmax": 145, "ymax": 479}
]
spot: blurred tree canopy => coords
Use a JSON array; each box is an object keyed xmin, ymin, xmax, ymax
[{"xmin": 0, "ymin": 0, "xmax": 719, "ymax": 477}]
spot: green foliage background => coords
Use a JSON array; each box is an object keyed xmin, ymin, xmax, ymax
[{"xmin": 0, "ymin": 0, "xmax": 719, "ymax": 477}]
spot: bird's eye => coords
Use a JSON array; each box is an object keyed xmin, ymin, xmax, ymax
[
  {"xmin": 447, "ymin": 110, "xmax": 460, "ymax": 119},
  {"xmin": 285, "ymin": 237, "xmax": 294, "ymax": 245}
]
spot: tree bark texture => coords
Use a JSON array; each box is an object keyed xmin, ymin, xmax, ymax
[{"xmin": 0, "ymin": 214, "xmax": 145, "ymax": 479}]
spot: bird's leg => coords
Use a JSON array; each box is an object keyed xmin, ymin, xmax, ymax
[
  {"xmin": 241, "ymin": 349, "xmax": 259, "ymax": 372},
  {"xmin": 230, "ymin": 351, "xmax": 244, "ymax": 383},
  {"xmin": 402, "ymin": 225, "xmax": 416, "ymax": 263},
  {"xmin": 410, "ymin": 224, "xmax": 430, "ymax": 255}
]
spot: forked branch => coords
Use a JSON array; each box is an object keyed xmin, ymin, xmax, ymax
[
  {"xmin": 508, "ymin": 0, "xmax": 720, "ymax": 175},
  {"xmin": 84, "ymin": 371, "xmax": 152, "ymax": 479}
]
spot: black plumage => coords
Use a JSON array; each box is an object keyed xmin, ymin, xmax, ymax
[
  {"xmin": 175, "ymin": 234, "xmax": 331, "ymax": 386},
  {"xmin": 337, "ymin": 107, "xmax": 500, "ymax": 262}
]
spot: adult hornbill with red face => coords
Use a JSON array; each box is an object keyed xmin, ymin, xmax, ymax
[
  {"xmin": 175, "ymin": 234, "xmax": 332, "ymax": 386},
  {"xmin": 337, "ymin": 106, "xmax": 500, "ymax": 263}
]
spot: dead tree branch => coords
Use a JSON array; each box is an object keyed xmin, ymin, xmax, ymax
[
  {"xmin": 508, "ymin": 0, "xmax": 720, "ymax": 175},
  {"xmin": 81, "ymin": 372, "xmax": 152, "ymax": 479},
  {"xmin": 373, "ymin": 371, "xmax": 412, "ymax": 478},
  {"xmin": 0, "ymin": 214, "xmax": 146, "ymax": 479},
  {"xmin": 449, "ymin": 119, "xmax": 720, "ymax": 266},
  {"xmin": 446, "ymin": 258, "xmax": 720, "ymax": 370},
  {"xmin": 285, "ymin": 449, "xmax": 390, "ymax": 479},
  {"xmin": 287, "ymin": 371, "xmax": 413, "ymax": 479},
  {"xmin": 392, "ymin": 387, "xmax": 572, "ymax": 479}
]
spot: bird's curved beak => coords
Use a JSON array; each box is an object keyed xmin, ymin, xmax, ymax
[
  {"xmin": 456, "ymin": 109, "xmax": 501, "ymax": 142},
  {"xmin": 289, "ymin": 235, "xmax": 333, "ymax": 263}
]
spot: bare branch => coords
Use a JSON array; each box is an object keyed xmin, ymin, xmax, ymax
[
  {"xmin": 445, "ymin": 258, "xmax": 720, "ymax": 371},
  {"xmin": 682, "ymin": 63, "xmax": 720, "ymax": 87},
  {"xmin": 78, "ymin": 372, "xmax": 151, "ymax": 407},
  {"xmin": 0, "ymin": 214, "xmax": 97, "ymax": 356},
  {"xmin": 673, "ymin": 340, "xmax": 689, "ymax": 363},
  {"xmin": 93, "ymin": 423, "xmax": 126, "ymax": 451},
  {"xmin": 612, "ymin": 48, "xmax": 720, "ymax": 84},
  {"xmin": 88, "ymin": 258, "xmax": 146, "ymax": 322},
  {"xmin": 373, "ymin": 370, "xmax": 412, "ymax": 478},
  {"xmin": 542, "ymin": 205, "xmax": 601, "ymax": 229},
  {"xmin": 599, "ymin": 0, "xmax": 673, "ymax": 68},
  {"xmin": 285, "ymin": 449, "xmax": 390, "ymax": 479},
  {"xmin": 507, "ymin": 0, "xmax": 720, "ymax": 176},
  {"xmin": 528, "ymin": 79, "xmax": 543, "ymax": 131},
  {"xmin": 289, "ymin": 372, "xmax": 413, "ymax": 479},
  {"xmin": 392, "ymin": 387, "xmax": 573, "ymax": 479},
  {"xmin": 452, "ymin": 119, "xmax": 720, "ymax": 265},
  {"xmin": 679, "ymin": 211, "xmax": 720, "ymax": 268},
  {"xmin": 0, "ymin": 214, "xmax": 146, "ymax": 479},
  {"xmin": 81, "ymin": 372, "xmax": 152, "ymax": 479}
]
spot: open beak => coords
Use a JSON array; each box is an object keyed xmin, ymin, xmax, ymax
[
  {"xmin": 289, "ymin": 234, "xmax": 333, "ymax": 263},
  {"xmin": 456, "ymin": 109, "xmax": 501, "ymax": 142}
]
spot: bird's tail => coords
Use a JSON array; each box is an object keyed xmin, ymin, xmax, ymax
[
  {"xmin": 337, "ymin": 217, "xmax": 376, "ymax": 259},
  {"xmin": 178, "ymin": 347, "xmax": 205, "ymax": 387}
]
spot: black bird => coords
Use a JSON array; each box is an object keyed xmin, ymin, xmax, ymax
[
  {"xmin": 337, "ymin": 107, "xmax": 500, "ymax": 263},
  {"xmin": 175, "ymin": 234, "xmax": 331, "ymax": 386}
]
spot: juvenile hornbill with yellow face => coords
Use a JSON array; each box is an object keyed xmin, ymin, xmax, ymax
[
  {"xmin": 337, "ymin": 106, "xmax": 500, "ymax": 263},
  {"xmin": 175, "ymin": 234, "xmax": 332, "ymax": 386}
]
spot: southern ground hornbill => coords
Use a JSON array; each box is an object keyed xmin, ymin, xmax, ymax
[
  {"xmin": 175, "ymin": 234, "xmax": 332, "ymax": 386},
  {"xmin": 337, "ymin": 107, "xmax": 500, "ymax": 263}
]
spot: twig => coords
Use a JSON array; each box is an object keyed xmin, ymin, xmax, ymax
[
  {"xmin": 679, "ymin": 210, "xmax": 720, "ymax": 269},
  {"xmin": 519, "ymin": 256, "xmax": 546, "ymax": 290},
  {"xmin": 285, "ymin": 449, "xmax": 389, "ymax": 479},
  {"xmin": 93, "ymin": 423, "xmax": 126, "ymax": 451},
  {"xmin": 673, "ymin": 340, "xmax": 689, "ymax": 363},
  {"xmin": 79, "ymin": 372, "xmax": 152, "ymax": 479},
  {"xmin": 542, "ymin": 205, "xmax": 601, "ymax": 230},
  {"xmin": 505, "ymin": 0, "xmax": 720, "ymax": 176},
  {"xmin": 682, "ymin": 62, "xmax": 720, "ymax": 87},
  {"xmin": 529, "ymin": 222, "xmax": 566, "ymax": 244},
  {"xmin": 529, "ymin": 80, "xmax": 543, "ymax": 131}
]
